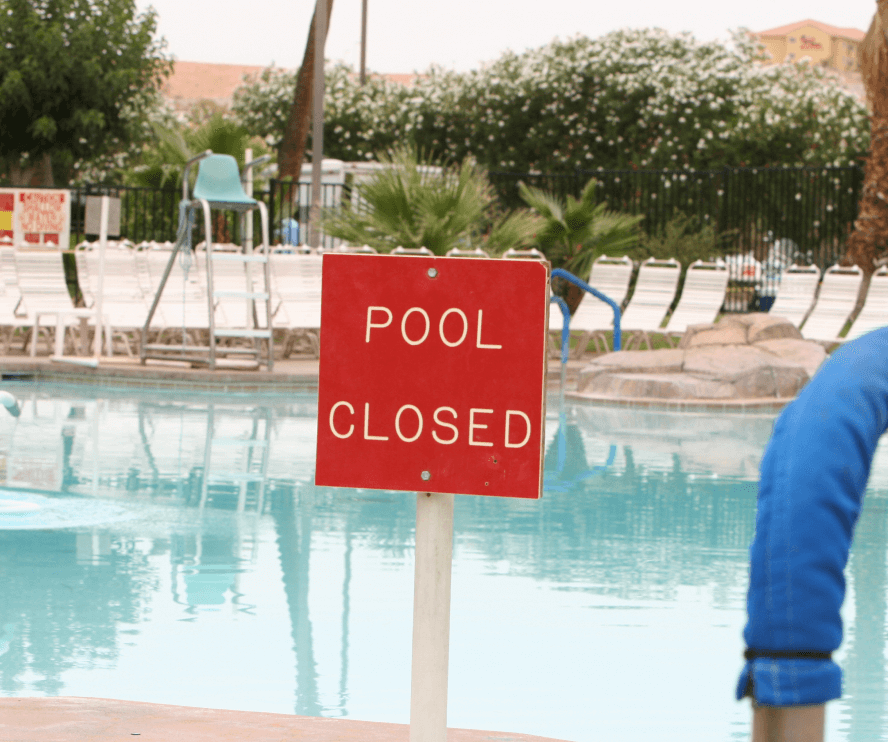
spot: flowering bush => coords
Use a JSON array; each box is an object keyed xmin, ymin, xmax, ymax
[
  {"xmin": 233, "ymin": 63, "xmax": 412, "ymax": 161},
  {"xmin": 232, "ymin": 28, "xmax": 870, "ymax": 174}
]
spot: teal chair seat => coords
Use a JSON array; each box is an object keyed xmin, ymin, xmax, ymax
[{"xmin": 192, "ymin": 154, "xmax": 257, "ymax": 212}]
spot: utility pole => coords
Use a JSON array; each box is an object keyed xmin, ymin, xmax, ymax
[
  {"xmin": 360, "ymin": 0, "xmax": 367, "ymax": 85},
  {"xmin": 309, "ymin": 0, "xmax": 328, "ymax": 248}
]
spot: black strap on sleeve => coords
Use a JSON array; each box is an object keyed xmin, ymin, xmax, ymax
[{"xmin": 744, "ymin": 648, "xmax": 832, "ymax": 661}]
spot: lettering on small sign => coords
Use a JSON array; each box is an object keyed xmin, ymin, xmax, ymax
[
  {"xmin": 0, "ymin": 188, "xmax": 70, "ymax": 247},
  {"xmin": 315, "ymin": 254, "xmax": 549, "ymax": 499}
]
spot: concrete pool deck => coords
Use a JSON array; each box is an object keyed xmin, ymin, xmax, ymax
[{"xmin": 0, "ymin": 697, "xmax": 572, "ymax": 742}]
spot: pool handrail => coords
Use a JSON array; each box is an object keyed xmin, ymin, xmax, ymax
[{"xmin": 551, "ymin": 268, "xmax": 622, "ymax": 354}]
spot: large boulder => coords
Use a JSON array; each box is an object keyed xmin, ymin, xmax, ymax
[{"xmin": 576, "ymin": 315, "xmax": 826, "ymax": 401}]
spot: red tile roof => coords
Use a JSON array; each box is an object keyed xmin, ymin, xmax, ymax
[
  {"xmin": 162, "ymin": 61, "xmax": 271, "ymax": 107},
  {"xmin": 756, "ymin": 19, "xmax": 866, "ymax": 42},
  {"xmin": 162, "ymin": 61, "xmax": 422, "ymax": 110}
]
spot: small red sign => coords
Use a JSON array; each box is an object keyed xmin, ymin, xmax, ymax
[{"xmin": 315, "ymin": 254, "xmax": 549, "ymax": 499}]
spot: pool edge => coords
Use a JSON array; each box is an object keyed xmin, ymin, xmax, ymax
[{"xmin": 0, "ymin": 697, "xmax": 575, "ymax": 742}]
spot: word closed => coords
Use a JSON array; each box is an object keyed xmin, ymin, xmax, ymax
[{"xmin": 315, "ymin": 253, "xmax": 549, "ymax": 499}]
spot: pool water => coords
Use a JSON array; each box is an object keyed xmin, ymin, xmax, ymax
[{"xmin": 1, "ymin": 383, "xmax": 887, "ymax": 742}]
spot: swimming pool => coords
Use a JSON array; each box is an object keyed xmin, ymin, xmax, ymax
[{"xmin": 1, "ymin": 382, "xmax": 887, "ymax": 741}]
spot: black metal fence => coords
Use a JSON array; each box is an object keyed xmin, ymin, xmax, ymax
[
  {"xmin": 490, "ymin": 165, "xmax": 865, "ymax": 311},
  {"xmin": 490, "ymin": 166, "xmax": 863, "ymax": 259},
  {"xmin": 70, "ymin": 181, "xmax": 342, "ymax": 249},
  {"xmin": 66, "ymin": 166, "xmax": 865, "ymax": 313}
]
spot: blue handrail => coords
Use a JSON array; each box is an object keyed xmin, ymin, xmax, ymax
[{"xmin": 550, "ymin": 268, "xmax": 622, "ymax": 355}]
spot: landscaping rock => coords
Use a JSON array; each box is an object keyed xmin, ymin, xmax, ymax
[
  {"xmin": 683, "ymin": 345, "xmax": 805, "ymax": 382},
  {"xmin": 580, "ymin": 348, "xmax": 684, "ymax": 378},
  {"xmin": 678, "ymin": 323, "xmax": 747, "ymax": 348},
  {"xmin": 576, "ymin": 315, "xmax": 826, "ymax": 401},
  {"xmin": 755, "ymin": 338, "xmax": 828, "ymax": 379},
  {"xmin": 581, "ymin": 372, "xmax": 737, "ymax": 400}
]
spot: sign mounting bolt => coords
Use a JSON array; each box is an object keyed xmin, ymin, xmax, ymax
[
  {"xmin": 421, "ymin": 470, "xmax": 431, "ymax": 481},
  {"xmin": 427, "ymin": 268, "xmax": 438, "ymax": 279}
]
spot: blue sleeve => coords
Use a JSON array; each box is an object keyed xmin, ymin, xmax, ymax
[{"xmin": 737, "ymin": 327, "xmax": 888, "ymax": 706}]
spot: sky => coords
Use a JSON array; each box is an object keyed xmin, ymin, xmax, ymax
[{"xmin": 135, "ymin": 0, "xmax": 879, "ymax": 74}]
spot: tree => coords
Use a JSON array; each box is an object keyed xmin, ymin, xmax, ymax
[
  {"xmin": 519, "ymin": 178, "xmax": 642, "ymax": 311},
  {"xmin": 0, "ymin": 0, "xmax": 171, "ymax": 186},
  {"xmin": 127, "ymin": 114, "xmax": 264, "ymax": 191},
  {"xmin": 845, "ymin": 1, "xmax": 888, "ymax": 275},
  {"xmin": 277, "ymin": 0, "xmax": 334, "ymax": 180},
  {"xmin": 319, "ymin": 146, "xmax": 540, "ymax": 255},
  {"xmin": 232, "ymin": 29, "xmax": 870, "ymax": 177},
  {"xmin": 232, "ymin": 63, "xmax": 410, "ymax": 163}
]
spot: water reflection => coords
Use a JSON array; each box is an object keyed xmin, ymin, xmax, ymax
[{"xmin": 0, "ymin": 383, "xmax": 886, "ymax": 740}]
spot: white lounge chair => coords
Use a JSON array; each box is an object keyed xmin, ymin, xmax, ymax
[
  {"xmin": 445, "ymin": 247, "xmax": 489, "ymax": 258},
  {"xmin": 767, "ymin": 264, "xmax": 820, "ymax": 328},
  {"xmin": 270, "ymin": 253, "xmax": 322, "ymax": 357},
  {"xmin": 0, "ymin": 247, "xmax": 26, "ymax": 352},
  {"xmin": 664, "ymin": 260, "xmax": 729, "ymax": 338},
  {"xmin": 75, "ymin": 246, "xmax": 157, "ymax": 355},
  {"xmin": 800, "ymin": 264, "xmax": 864, "ymax": 343},
  {"xmin": 844, "ymin": 266, "xmax": 888, "ymax": 342},
  {"xmin": 566, "ymin": 255, "xmax": 633, "ymax": 356},
  {"xmin": 621, "ymin": 257, "xmax": 681, "ymax": 349},
  {"xmin": 16, "ymin": 249, "xmax": 106, "ymax": 357}
]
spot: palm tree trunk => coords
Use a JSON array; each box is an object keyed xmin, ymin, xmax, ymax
[
  {"xmin": 845, "ymin": 2, "xmax": 888, "ymax": 275},
  {"xmin": 278, "ymin": 0, "xmax": 334, "ymax": 180}
]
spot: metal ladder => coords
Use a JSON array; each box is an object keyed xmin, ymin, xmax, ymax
[{"xmin": 199, "ymin": 403, "xmax": 272, "ymax": 514}]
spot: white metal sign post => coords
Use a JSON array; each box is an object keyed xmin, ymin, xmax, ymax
[
  {"xmin": 410, "ymin": 491, "xmax": 454, "ymax": 742},
  {"xmin": 315, "ymin": 254, "xmax": 549, "ymax": 742}
]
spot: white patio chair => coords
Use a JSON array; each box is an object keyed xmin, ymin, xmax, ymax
[
  {"xmin": 445, "ymin": 247, "xmax": 489, "ymax": 258},
  {"xmin": 664, "ymin": 260, "xmax": 729, "ymax": 338},
  {"xmin": 800, "ymin": 264, "xmax": 864, "ymax": 343},
  {"xmin": 567, "ymin": 255, "xmax": 634, "ymax": 356},
  {"xmin": 0, "ymin": 246, "xmax": 21, "ymax": 308},
  {"xmin": 270, "ymin": 253, "xmax": 322, "ymax": 357},
  {"xmin": 76, "ymin": 246, "xmax": 158, "ymax": 355},
  {"xmin": 620, "ymin": 257, "xmax": 681, "ymax": 349},
  {"xmin": 843, "ymin": 265, "xmax": 888, "ymax": 342},
  {"xmin": 767, "ymin": 264, "xmax": 821, "ymax": 328},
  {"xmin": 0, "ymin": 247, "xmax": 26, "ymax": 353},
  {"xmin": 15, "ymin": 249, "xmax": 109, "ymax": 357}
]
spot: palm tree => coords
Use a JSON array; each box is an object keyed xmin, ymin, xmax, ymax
[
  {"xmin": 127, "ymin": 115, "xmax": 268, "ymax": 243},
  {"xmin": 519, "ymin": 178, "xmax": 643, "ymax": 312},
  {"xmin": 845, "ymin": 1, "xmax": 888, "ymax": 274},
  {"xmin": 320, "ymin": 146, "xmax": 540, "ymax": 255}
]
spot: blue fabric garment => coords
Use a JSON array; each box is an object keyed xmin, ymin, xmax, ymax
[{"xmin": 737, "ymin": 326, "xmax": 888, "ymax": 706}]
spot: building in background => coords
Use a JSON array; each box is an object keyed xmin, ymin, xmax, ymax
[
  {"xmin": 161, "ymin": 61, "xmax": 269, "ymax": 117},
  {"xmin": 754, "ymin": 20, "xmax": 866, "ymax": 102},
  {"xmin": 755, "ymin": 19, "xmax": 865, "ymax": 72},
  {"xmin": 162, "ymin": 61, "xmax": 420, "ymax": 119}
]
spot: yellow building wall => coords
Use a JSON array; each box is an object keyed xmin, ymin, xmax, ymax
[
  {"xmin": 761, "ymin": 37, "xmax": 787, "ymax": 63},
  {"xmin": 783, "ymin": 25, "xmax": 831, "ymax": 64},
  {"xmin": 758, "ymin": 25, "xmax": 860, "ymax": 72}
]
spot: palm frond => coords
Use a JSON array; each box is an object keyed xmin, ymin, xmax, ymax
[
  {"xmin": 484, "ymin": 210, "xmax": 543, "ymax": 255},
  {"xmin": 518, "ymin": 181, "xmax": 564, "ymax": 223}
]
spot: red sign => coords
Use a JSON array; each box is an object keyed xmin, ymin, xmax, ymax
[
  {"xmin": 800, "ymin": 35, "xmax": 823, "ymax": 50},
  {"xmin": 315, "ymin": 254, "xmax": 549, "ymax": 499}
]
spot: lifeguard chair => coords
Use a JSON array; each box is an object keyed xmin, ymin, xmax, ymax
[{"xmin": 140, "ymin": 151, "xmax": 274, "ymax": 370}]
